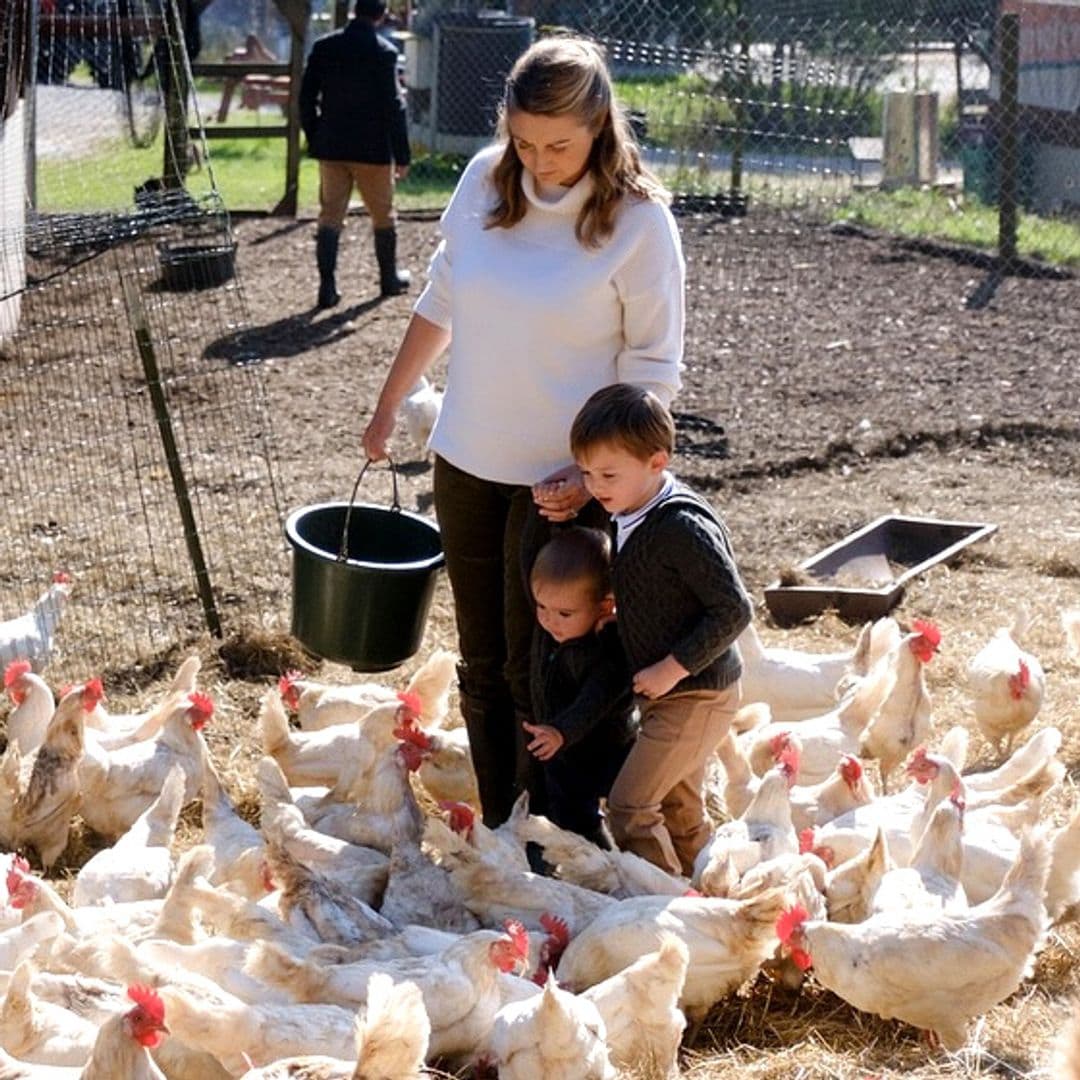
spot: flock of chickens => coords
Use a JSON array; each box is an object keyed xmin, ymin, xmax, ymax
[{"xmin": 0, "ymin": 595, "xmax": 1078, "ymax": 1077}]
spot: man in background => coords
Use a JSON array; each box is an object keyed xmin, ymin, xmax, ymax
[{"xmin": 300, "ymin": 0, "xmax": 411, "ymax": 308}]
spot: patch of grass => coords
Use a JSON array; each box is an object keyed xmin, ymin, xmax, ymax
[
  {"xmin": 835, "ymin": 187, "xmax": 1080, "ymax": 268},
  {"xmin": 37, "ymin": 125, "xmax": 459, "ymax": 216}
]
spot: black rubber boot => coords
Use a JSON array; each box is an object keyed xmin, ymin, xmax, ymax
[
  {"xmin": 373, "ymin": 226, "xmax": 411, "ymax": 297},
  {"xmin": 315, "ymin": 225, "xmax": 341, "ymax": 309}
]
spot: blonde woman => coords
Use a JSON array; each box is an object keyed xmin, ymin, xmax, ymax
[{"xmin": 362, "ymin": 36, "xmax": 684, "ymax": 832}]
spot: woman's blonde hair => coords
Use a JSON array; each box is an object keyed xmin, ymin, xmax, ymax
[{"xmin": 486, "ymin": 36, "xmax": 669, "ymax": 247}]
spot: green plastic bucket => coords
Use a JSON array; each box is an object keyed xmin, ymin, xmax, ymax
[{"xmin": 285, "ymin": 462, "xmax": 445, "ymax": 672}]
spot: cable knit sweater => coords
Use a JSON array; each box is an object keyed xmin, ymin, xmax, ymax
[
  {"xmin": 613, "ymin": 484, "xmax": 752, "ymax": 694},
  {"xmin": 413, "ymin": 143, "xmax": 684, "ymax": 485}
]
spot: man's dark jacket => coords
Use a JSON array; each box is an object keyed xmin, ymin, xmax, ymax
[{"xmin": 299, "ymin": 18, "xmax": 410, "ymax": 166}]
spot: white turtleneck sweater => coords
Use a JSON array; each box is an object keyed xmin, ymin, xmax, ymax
[{"xmin": 413, "ymin": 143, "xmax": 684, "ymax": 486}]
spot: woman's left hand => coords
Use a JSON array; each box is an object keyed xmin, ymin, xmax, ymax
[{"xmin": 532, "ymin": 464, "xmax": 589, "ymax": 522}]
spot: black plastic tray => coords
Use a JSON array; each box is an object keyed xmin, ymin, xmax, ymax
[{"xmin": 764, "ymin": 514, "xmax": 997, "ymax": 624}]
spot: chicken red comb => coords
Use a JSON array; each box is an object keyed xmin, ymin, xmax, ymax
[
  {"xmin": 769, "ymin": 731, "xmax": 793, "ymax": 754},
  {"xmin": 777, "ymin": 742, "xmax": 801, "ymax": 779},
  {"xmin": 3, "ymin": 661, "xmax": 31, "ymax": 689},
  {"xmin": 126, "ymin": 984, "xmax": 166, "ymax": 1025},
  {"xmin": 798, "ymin": 827, "xmax": 817, "ymax": 855},
  {"xmin": 52, "ymin": 571, "xmax": 71, "ymax": 585},
  {"xmin": 187, "ymin": 692, "xmax": 214, "ymax": 729},
  {"xmin": 539, "ymin": 912, "xmax": 570, "ymax": 949},
  {"xmin": 397, "ymin": 690, "xmax": 422, "ymax": 717},
  {"xmin": 439, "ymin": 800, "xmax": 475, "ymax": 835},
  {"xmin": 909, "ymin": 619, "xmax": 942, "ymax": 663},
  {"xmin": 393, "ymin": 713, "xmax": 432, "ymax": 749},
  {"xmin": 775, "ymin": 905, "xmax": 809, "ymax": 946},
  {"xmin": 503, "ymin": 918, "xmax": 530, "ymax": 958},
  {"xmin": 81, "ymin": 678, "xmax": 105, "ymax": 710},
  {"xmin": 278, "ymin": 671, "xmax": 302, "ymax": 697},
  {"xmin": 840, "ymin": 755, "xmax": 863, "ymax": 784},
  {"xmin": 5, "ymin": 854, "xmax": 32, "ymax": 896}
]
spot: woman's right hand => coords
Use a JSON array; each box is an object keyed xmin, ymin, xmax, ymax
[{"xmin": 361, "ymin": 407, "xmax": 397, "ymax": 462}]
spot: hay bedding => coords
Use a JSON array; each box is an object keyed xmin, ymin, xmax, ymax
[{"xmin": 4, "ymin": 210, "xmax": 1080, "ymax": 1077}]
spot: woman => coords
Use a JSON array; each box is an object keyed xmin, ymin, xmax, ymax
[{"xmin": 361, "ymin": 36, "xmax": 684, "ymax": 828}]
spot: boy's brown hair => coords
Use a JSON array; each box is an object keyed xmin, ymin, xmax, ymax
[
  {"xmin": 570, "ymin": 382, "xmax": 675, "ymax": 461},
  {"xmin": 530, "ymin": 526, "xmax": 612, "ymax": 601}
]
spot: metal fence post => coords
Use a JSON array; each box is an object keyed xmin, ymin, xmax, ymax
[
  {"xmin": 119, "ymin": 272, "xmax": 223, "ymax": 639},
  {"xmin": 998, "ymin": 10, "xmax": 1020, "ymax": 268}
]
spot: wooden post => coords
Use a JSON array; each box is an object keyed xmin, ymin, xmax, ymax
[
  {"xmin": 998, "ymin": 11, "xmax": 1020, "ymax": 268},
  {"xmin": 272, "ymin": 0, "xmax": 312, "ymax": 216},
  {"xmin": 119, "ymin": 273, "xmax": 223, "ymax": 638},
  {"xmin": 162, "ymin": 0, "xmax": 192, "ymax": 188}
]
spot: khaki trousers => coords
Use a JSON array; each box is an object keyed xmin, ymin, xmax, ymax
[
  {"xmin": 317, "ymin": 160, "xmax": 396, "ymax": 230},
  {"xmin": 607, "ymin": 682, "xmax": 741, "ymax": 877}
]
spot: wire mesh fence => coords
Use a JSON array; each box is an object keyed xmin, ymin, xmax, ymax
[{"xmin": 2, "ymin": 0, "xmax": 287, "ymax": 683}]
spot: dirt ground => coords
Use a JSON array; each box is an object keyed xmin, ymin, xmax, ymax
[{"xmin": 19, "ymin": 207, "xmax": 1080, "ymax": 1077}]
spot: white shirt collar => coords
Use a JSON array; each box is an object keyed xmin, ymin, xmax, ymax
[
  {"xmin": 614, "ymin": 471, "xmax": 676, "ymax": 550},
  {"xmin": 520, "ymin": 165, "xmax": 595, "ymax": 217}
]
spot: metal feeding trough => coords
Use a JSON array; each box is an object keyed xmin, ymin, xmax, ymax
[{"xmin": 764, "ymin": 514, "xmax": 997, "ymax": 624}]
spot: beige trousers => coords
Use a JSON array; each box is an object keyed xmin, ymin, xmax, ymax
[
  {"xmin": 607, "ymin": 682, "xmax": 741, "ymax": 877},
  {"xmin": 317, "ymin": 160, "xmax": 396, "ymax": 230}
]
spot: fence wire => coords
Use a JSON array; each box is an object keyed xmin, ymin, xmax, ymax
[{"xmin": 2, "ymin": 0, "xmax": 286, "ymax": 683}]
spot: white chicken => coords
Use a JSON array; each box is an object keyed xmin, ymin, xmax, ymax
[
  {"xmin": 77, "ymin": 691, "xmax": 213, "ymax": 840},
  {"xmin": 155, "ymin": 980, "xmax": 362, "ymax": 1075},
  {"xmin": 300, "ymin": 737, "xmax": 431, "ymax": 854},
  {"xmin": 0, "ymin": 958, "xmax": 98, "ymax": 1065},
  {"xmin": 237, "ymin": 972, "xmax": 431, "ymax": 1079},
  {"xmin": 858, "ymin": 621, "xmax": 940, "ymax": 791},
  {"xmin": 263, "ymin": 840, "xmax": 394, "ymax": 948},
  {"xmin": 0, "ymin": 573, "xmax": 72, "ymax": 673},
  {"xmin": 73, "ymin": 764, "xmax": 185, "ymax": 907},
  {"xmin": 83, "ymin": 655, "xmax": 202, "ymax": 752},
  {"xmin": 246, "ymin": 920, "xmax": 532, "ymax": 1064},
  {"xmin": 967, "ymin": 610, "xmax": 1046, "ymax": 755},
  {"xmin": 776, "ymin": 826, "xmax": 1050, "ymax": 1050},
  {"xmin": 738, "ymin": 652, "xmax": 894, "ymax": 786},
  {"xmin": 486, "ymin": 972, "xmax": 614, "ymax": 1080},
  {"xmin": 692, "ymin": 761, "xmax": 798, "ymax": 894},
  {"xmin": 736, "ymin": 617, "xmax": 889, "ymax": 723},
  {"xmin": 581, "ymin": 934, "xmax": 688, "ymax": 1077},
  {"xmin": 200, "ymin": 745, "xmax": 269, "ymax": 901},
  {"xmin": 869, "ymin": 794, "xmax": 968, "ymax": 915},
  {"xmin": 400, "ymin": 376, "xmax": 443, "ymax": 459},
  {"xmin": 788, "ymin": 751, "xmax": 875, "ymax": 832},
  {"xmin": 3, "ymin": 660, "xmax": 55, "ymax": 756},
  {"xmin": 0, "ymin": 678, "xmax": 98, "ymax": 868},
  {"xmin": 394, "ymin": 709, "xmax": 479, "ymax": 808},
  {"xmin": 512, "ymin": 811, "xmax": 688, "ymax": 898},
  {"xmin": 0, "ymin": 908, "xmax": 66, "ymax": 970},
  {"xmin": 279, "ymin": 648, "xmax": 455, "ymax": 731},
  {"xmin": 425, "ymin": 816, "xmax": 617, "ymax": 934},
  {"xmin": 554, "ymin": 888, "xmax": 787, "ymax": 1017},
  {"xmin": 0, "ymin": 983, "xmax": 170, "ymax": 1080}
]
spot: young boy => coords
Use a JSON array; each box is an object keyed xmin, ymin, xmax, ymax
[
  {"xmin": 522, "ymin": 526, "xmax": 636, "ymax": 848},
  {"xmin": 569, "ymin": 382, "xmax": 753, "ymax": 877}
]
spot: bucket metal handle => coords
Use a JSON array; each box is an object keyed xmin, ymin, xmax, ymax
[{"xmin": 337, "ymin": 457, "xmax": 401, "ymax": 562}]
